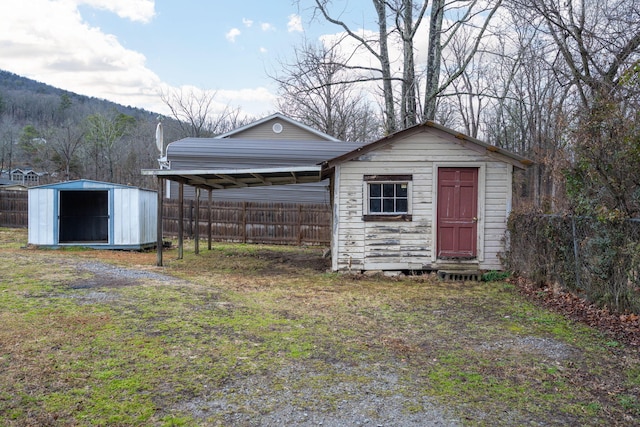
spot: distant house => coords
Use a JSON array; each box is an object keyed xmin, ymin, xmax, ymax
[
  {"xmin": 215, "ymin": 113, "xmax": 341, "ymax": 142},
  {"xmin": 10, "ymin": 168, "xmax": 47, "ymax": 187},
  {"xmin": 164, "ymin": 113, "xmax": 355, "ymax": 204}
]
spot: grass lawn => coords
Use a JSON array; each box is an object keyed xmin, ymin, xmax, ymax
[{"xmin": 0, "ymin": 227, "xmax": 638, "ymax": 426}]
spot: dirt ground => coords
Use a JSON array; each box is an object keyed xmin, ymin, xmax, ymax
[{"xmin": 1, "ymin": 228, "xmax": 639, "ymax": 426}]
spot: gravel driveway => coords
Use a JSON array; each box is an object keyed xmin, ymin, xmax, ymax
[{"xmin": 70, "ymin": 259, "xmax": 462, "ymax": 426}]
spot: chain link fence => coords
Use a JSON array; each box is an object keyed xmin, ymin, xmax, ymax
[{"xmin": 505, "ymin": 213, "xmax": 640, "ymax": 313}]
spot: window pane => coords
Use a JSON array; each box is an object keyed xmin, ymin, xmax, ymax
[
  {"xmin": 382, "ymin": 183, "xmax": 395, "ymax": 197},
  {"xmin": 383, "ymin": 199, "xmax": 394, "ymax": 212},
  {"xmin": 396, "ymin": 199, "xmax": 408, "ymax": 213},
  {"xmin": 396, "ymin": 183, "xmax": 407, "ymax": 197},
  {"xmin": 370, "ymin": 199, "xmax": 381, "ymax": 212},
  {"xmin": 370, "ymin": 184, "xmax": 381, "ymax": 197}
]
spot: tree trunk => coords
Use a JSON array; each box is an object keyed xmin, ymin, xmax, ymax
[
  {"xmin": 373, "ymin": 0, "xmax": 396, "ymax": 133},
  {"xmin": 401, "ymin": 0, "xmax": 418, "ymax": 127},
  {"xmin": 424, "ymin": 0, "xmax": 444, "ymax": 121}
]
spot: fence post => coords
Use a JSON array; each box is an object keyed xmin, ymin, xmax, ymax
[
  {"xmin": 297, "ymin": 204, "xmax": 303, "ymax": 245},
  {"xmin": 188, "ymin": 199, "xmax": 194, "ymax": 238},
  {"xmin": 571, "ymin": 216, "xmax": 582, "ymax": 290},
  {"xmin": 208, "ymin": 189, "xmax": 212, "ymax": 250},
  {"xmin": 178, "ymin": 183, "xmax": 184, "ymax": 260},
  {"xmin": 242, "ymin": 201, "xmax": 247, "ymax": 244},
  {"xmin": 194, "ymin": 188, "xmax": 200, "ymax": 255}
]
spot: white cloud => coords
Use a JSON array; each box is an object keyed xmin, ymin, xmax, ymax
[
  {"xmin": 260, "ymin": 22, "xmax": 275, "ymax": 32},
  {"xmin": 287, "ymin": 14, "xmax": 303, "ymax": 33},
  {"xmin": 0, "ymin": 0, "xmax": 163, "ymax": 111},
  {"xmin": 259, "ymin": 47, "xmax": 268, "ymax": 54},
  {"xmin": 242, "ymin": 18, "xmax": 253, "ymax": 27},
  {"xmin": 0, "ymin": 0, "xmax": 276, "ymax": 117},
  {"xmin": 225, "ymin": 28, "xmax": 241, "ymax": 42},
  {"xmin": 217, "ymin": 87, "xmax": 277, "ymax": 117},
  {"xmin": 79, "ymin": 0, "xmax": 155, "ymax": 23}
]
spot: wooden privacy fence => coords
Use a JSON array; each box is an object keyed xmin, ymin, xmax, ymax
[
  {"xmin": 0, "ymin": 190, "xmax": 332, "ymax": 245},
  {"xmin": 162, "ymin": 199, "xmax": 332, "ymax": 245},
  {"xmin": 0, "ymin": 190, "xmax": 28, "ymax": 228}
]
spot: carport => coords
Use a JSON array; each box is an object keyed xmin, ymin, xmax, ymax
[{"xmin": 141, "ymin": 165, "xmax": 326, "ymax": 266}]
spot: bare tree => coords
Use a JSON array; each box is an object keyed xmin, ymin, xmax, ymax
[
  {"xmin": 273, "ymin": 42, "xmax": 382, "ymax": 142},
  {"xmin": 423, "ymin": 0, "xmax": 504, "ymax": 120},
  {"xmin": 390, "ymin": 0, "xmax": 429, "ymax": 127},
  {"xmin": 308, "ymin": 0, "xmax": 504, "ymax": 130},
  {"xmin": 311, "ymin": 0, "xmax": 402, "ymax": 133},
  {"xmin": 509, "ymin": 0, "xmax": 640, "ymax": 108},
  {"xmin": 160, "ymin": 88, "xmax": 243, "ymax": 138},
  {"xmin": 48, "ymin": 120, "xmax": 85, "ymax": 181},
  {"xmin": 83, "ymin": 112, "xmax": 136, "ymax": 182},
  {"xmin": 0, "ymin": 117, "xmax": 18, "ymax": 174}
]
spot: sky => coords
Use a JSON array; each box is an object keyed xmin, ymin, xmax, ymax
[{"xmin": 0, "ymin": 0, "xmax": 365, "ymax": 118}]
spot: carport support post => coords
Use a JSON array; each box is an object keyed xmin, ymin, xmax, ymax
[
  {"xmin": 194, "ymin": 187, "xmax": 200, "ymax": 255},
  {"xmin": 178, "ymin": 182, "xmax": 184, "ymax": 260},
  {"xmin": 156, "ymin": 177, "xmax": 164, "ymax": 267},
  {"xmin": 208, "ymin": 189, "xmax": 212, "ymax": 250}
]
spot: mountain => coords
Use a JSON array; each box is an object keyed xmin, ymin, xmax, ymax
[{"xmin": 0, "ymin": 69, "xmax": 159, "ymax": 123}]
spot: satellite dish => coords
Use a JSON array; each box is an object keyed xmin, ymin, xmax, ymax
[{"xmin": 155, "ymin": 122, "xmax": 164, "ymax": 156}]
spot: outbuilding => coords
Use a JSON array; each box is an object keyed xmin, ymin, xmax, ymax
[
  {"xmin": 28, "ymin": 179, "xmax": 157, "ymax": 250},
  {"xmin": 322, "ymin": 121, "xmax": 532, "ymax": 274}
]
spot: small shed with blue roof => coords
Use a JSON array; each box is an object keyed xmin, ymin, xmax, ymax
[{"xmin": 28, "ymin": 179, "xmax": 157, "ymax": 250}]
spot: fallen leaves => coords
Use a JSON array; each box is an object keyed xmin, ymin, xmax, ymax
[{"xmin": 511, "ymin": 276, "xmax": 640, "ymax": 347}]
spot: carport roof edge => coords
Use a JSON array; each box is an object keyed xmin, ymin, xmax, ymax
[{"xmin": 141, "ymin": 165, "xmax": 323, "ymax": 190}]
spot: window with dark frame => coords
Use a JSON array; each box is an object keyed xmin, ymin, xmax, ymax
[{"xmin": 363, "ymin": 174, "xmax": 412, "ymax": 221}]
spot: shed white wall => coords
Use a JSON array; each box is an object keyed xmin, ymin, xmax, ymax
[
  {"xmin": 113, "ymin": 188, "xmax": 157, "ymax": 246},
  {"xmin": 28, "ymin": 188, "xmax": 55, "ymax": 245},
  {"xmin": 331, "ymin": 132, "xmax": 512, "ymax": 272}
]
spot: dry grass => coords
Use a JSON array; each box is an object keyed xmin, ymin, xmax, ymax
[{"xmin": 0, "ymin": 227, "xmax": 639, "ymax": 426}]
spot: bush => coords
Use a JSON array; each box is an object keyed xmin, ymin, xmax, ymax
[{"xmin": 505, "ymin": 213, "xmax": 640, "ymax": 313}]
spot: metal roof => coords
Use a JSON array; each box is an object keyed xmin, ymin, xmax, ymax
[
  {"xmin": 143, "ymin": 121, "xmax": 532, "ymax": 192},
  {"xmin": 165, "ymin": 138, "xmax": 360, "ymax": 169},
  {"xmin": 30, "ymin": 179, "xmax": 152, "ymax": 191},
  {"xmin": 141, "ymin": 165, "xmax": 323, "ymax": 190}
]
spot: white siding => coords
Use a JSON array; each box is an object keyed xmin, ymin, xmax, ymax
[
  {"xmin": 28, "ymin": 188, "xmax": 55, "ymax": 245},
  {"xmin": 139, "ymin": 190, "xmax": 158, "ymax": 244},
  {"xmin": 113, "ymin": 188, "xmax": 157, "ymax": 246},
  {"xmin": 228, "ymin": 119, "xmax": 326, "ymax": 141},
  {"xmin": 333, "ymin": 132, "xmax": 512, "ymax": 272},
  {"xmin": 113, "ymin": 188, "xmax": 137, "ymax": 245}
]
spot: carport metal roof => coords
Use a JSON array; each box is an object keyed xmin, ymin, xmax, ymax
[
  {"xmin": 141, "ymin": 165, "xmax": 323, "ymax": 190},
  {"xmin": 143, "ymin": 165, "xmax": 325, "ymax": 267}
]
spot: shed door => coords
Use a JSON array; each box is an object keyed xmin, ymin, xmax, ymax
[
  {"xmin": 59, "ymin": 190, "xmax": 109, "ymax": 243},
  {"xmin": 437, "ymin": 168, "xmax": 478, "ymax": 258}
]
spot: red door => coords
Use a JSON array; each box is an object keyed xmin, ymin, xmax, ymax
[{"xmin": 437, "ymin": 168, "xmax": 478, "ymax": 258}]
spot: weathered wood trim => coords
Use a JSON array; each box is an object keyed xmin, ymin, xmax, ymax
[
  {"xmin": 362, "ymin": 214, "xmax": 413, "ymax": 222},
  {"xmin": 331, "ymin": 166, "xmax": 341, "ymax": 272},
  {"xmin": 364, "ymin": 174, "xmax": 413, "ymax": 182}
]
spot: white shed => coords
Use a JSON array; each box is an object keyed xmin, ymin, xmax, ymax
[
  {"xmin": 28, "ymin": 179, "xmax": 157, "ymax": 250},
  {"xmin": 323, "ymin": 122, "xmax": 532, "ymax": 275}
]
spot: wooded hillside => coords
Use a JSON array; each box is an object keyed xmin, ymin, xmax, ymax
[{"xmin": 0, "ymin": 70, "xmax": 177, "ymax": 188}]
